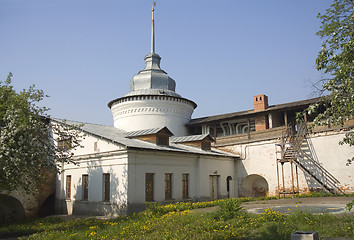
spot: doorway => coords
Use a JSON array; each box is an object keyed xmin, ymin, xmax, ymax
[
  {"xmin": 145, "ymin": 173, "xmax": 154, "ymax": 202},
  {"xmin": 209, "ymin": 175, "xmax": 220, "ymax": 200}
]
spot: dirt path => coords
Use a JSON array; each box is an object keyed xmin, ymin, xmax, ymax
[{"xmin": 241, "ymin": 196, "xmax": 354, "ymax": 216}]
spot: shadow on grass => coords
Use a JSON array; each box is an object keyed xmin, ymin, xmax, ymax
[{"xmin": 0, "ymin": 212, "xmax": 144, "ymax": 239}]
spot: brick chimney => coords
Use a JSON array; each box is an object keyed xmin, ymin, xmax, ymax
[
  {"xmin": 253, "ymin": 94, "xmax": 269, "ymax": 131},
  {"xmin": 253, "ymin": 94, "xmax": 268, "ymax": 112}
]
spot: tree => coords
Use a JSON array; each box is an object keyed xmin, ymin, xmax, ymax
[
  {"xmin": 0, "ymin": 73, "xmax": 83, "ymax": 193},
  {"xmin": 307, "ymin": 0, "xmax": 353, "ymax": 161}
]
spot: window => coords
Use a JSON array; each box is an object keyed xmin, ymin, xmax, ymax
[
  {"xmin": 58, "ymin": 139, "xmax": 71, "ymax": 151},
  {"xmin": 145, "ymin": 173, "xmax": 154, "ymax": 202},
  {"xmin": 65, "ymin": 175, "xmax": 71, "ymax": 200},
  {"xmin": 103, "ymin": 173, "xmax": 110, "ymax": 202},
  {"xmin": 201, "ymin": 140, "xmax": 211, "ymax": 150},
  {"xmin": 156, "ymin": 135, "xmax": 169, "ymax": 146},
  {"xmin": 94, "ymin": 142, "xmax": 98, "ymax": 151},
  {"xmin": 82, "ymin": 174, "xmax": 88, "ymax": 201},
  {"xmin": 165, "ymin": 173, "xmax": 172, "ymax": 200},
  {"xmin": 182, "ymin": 173, "xmax": 189, "ymax": 199},
  {"xmin": 226, "ymin": 176, "xmax": 233, "ymax": 198}
]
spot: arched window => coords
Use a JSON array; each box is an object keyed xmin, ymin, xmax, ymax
[{"xmin": 226, "ymin": 176, "xmax": 233, "ymax": 198}]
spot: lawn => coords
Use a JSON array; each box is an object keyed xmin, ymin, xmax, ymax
[{"xmin": 0, "ymin": 195, "xmax": 353, "ymax": 240}]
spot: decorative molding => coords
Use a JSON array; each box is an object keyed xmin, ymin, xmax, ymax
[
  {"xmin": 110, "ymin": 95, "xmax": 196, "ymax": 109},
  {"xmin": 112, "ymin": 106, "xmax": 192, "ymax": 119}
]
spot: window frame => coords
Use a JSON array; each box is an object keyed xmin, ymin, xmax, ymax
[
  {"xmin": 65, "ymin": 175, "xmax": 71, "ymax": 200},
  {"xmin": 82, "ymin": 174, "xmax": 89, "ymax": 201},
  {"xmin": 103, "ymin": 173, "xmax": 110, "ymax": 202},
  {"xmin": 165, "ymin": 173, "xmax": 173, "ymax": 200},
  {"xmin": 182, "ymin": 173, "xmax": 189, "ymax": 199},
  {"xmin": 58, "ymin": 139, "xmax": 71, "ymax": 151}
]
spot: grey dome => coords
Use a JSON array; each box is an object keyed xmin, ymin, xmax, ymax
[{"xmin": 126, "ymin": 53, "xmax": 179, "ymax": 97}]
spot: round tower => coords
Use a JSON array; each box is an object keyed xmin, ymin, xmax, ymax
[{"xmin": 108, "ymin": 3, "xmax": 196, "ymax": 136}]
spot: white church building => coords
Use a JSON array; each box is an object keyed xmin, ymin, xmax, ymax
[
  {"xmin": 54, "ymin": 5, "xmax": 238, "ymax": 216},
  {"xmin": 53, "ymin": 5, "xmax": 354, "ymax": 216}
]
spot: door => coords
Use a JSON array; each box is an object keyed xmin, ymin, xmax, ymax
[
  {"xmin": 209, "ymin": 175, "xmax": 219, "ymax": 200},
  {"xmin": 145, "ymin": 173, "xmax": 154, "ymax": 202}
]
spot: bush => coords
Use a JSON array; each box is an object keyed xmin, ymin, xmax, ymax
[
  {"xmin": 346, "ymin": 200, "xmax": 354, "ymax": 211},
  {"xmin": 213, "ymin": 198, "xmax": 242, "ymax": 220}
]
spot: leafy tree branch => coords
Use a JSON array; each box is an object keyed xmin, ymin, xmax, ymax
[{"xmin": 0, "ymin": 73, "xmax": 84, "ymax": 193}]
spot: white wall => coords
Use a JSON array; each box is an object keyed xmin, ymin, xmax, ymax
[
  {"xmin": 219, "ymin": 129, "xmax": 354, "ymax": 196},
  {"xmin": 71, "ymin": 134, "xmax": 125, "ymax": 156},
  {"xmin": 127, "ymin": 150, "xmax": 236, "ymax": 206},
  {"xmin": 127, "ymin": 150, "xmax": 197, "ymax": 204},
  {"xmin": 56, "ymin": 148, "xmax": 130, "ymax": 216},
  {"xmin": 309, "ymin": 130, "xmax": 354, "ymax": 192},
  {"xmin": 221, "ymin": 140, "xmax": 280, "ymax": 196},
  {"xmin": 197, "ymin": 156, "xmax": 236, "ymax": 200},
  {"xmin": 110, "ymin": 98, "xmax": 195, "ymax": 136}
]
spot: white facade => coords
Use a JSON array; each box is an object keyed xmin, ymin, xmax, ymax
[
  {"xmin": 56, "ymin": 151, "xmax": 129, "ymax": 215},
  {"xmin": 55, "ymin": 127, "xmax": 237, "ymax": 216},
  {"xmin": 127, "ymin": 150, "xmax": 236, "ymax": 205}
]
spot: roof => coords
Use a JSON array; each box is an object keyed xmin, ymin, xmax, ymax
[
  {"xmin": 171, "ymin": 134, "xmax": 214, "ymax": 143},
  {"xmin": 107, "ymin": 6, "xmax": 197, "ymax": 110},
  {"xmin": 188, "ymin": 97, "xmax": 320, "ymax": 125},
  {"xmin": 51, "ymin": 119, "xmax": 239, "ymax": 158},
  {"xmin": 124, "ymin": 127, "xmax": 173, "ymax": 138}
]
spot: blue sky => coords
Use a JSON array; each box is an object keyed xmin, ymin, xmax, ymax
[{"xmin": 0, "ymin": 0, "xmax": 332, "ymax": 126}]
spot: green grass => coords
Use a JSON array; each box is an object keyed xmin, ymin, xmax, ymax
[{"xmin": 0, "ymin": 196, "xmax": 353, "ymax": 240}]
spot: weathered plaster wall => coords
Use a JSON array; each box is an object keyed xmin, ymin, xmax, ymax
[
  {"xmin": 218, "ymin": 129, "xmax": 354, "ymax": 196},
  {"xmin": 222, "ymin": 140, "xmax": 280, "ymax": 196},
  {"xmin": 0, "ymin": 171, "xmax": 56, "ymax": 222},
  {"xmin": 308, "ymin": 130, "xmax": 354, "ymax": 192}
]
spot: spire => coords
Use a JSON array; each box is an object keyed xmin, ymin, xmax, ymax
[
  {"xmin": 124, "ymin": 2, "xmax": 179, "ymax": 97},
  {"xmin": 151, "ymin": 2, "xmax": 156, "ymax": 54}
]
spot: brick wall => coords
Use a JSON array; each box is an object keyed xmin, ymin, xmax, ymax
[{"xmin": 255, "ymin": 115, "xmax": 268, "ymax": 131}]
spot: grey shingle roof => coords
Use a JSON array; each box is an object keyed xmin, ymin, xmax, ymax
[
  {"xmin": 52, "ymin": 119, "xmax": 239, "ymax": 158},
  {"xmin": 124, "ymin": 127, "xmax": 173, "ymax": 138},
  {"xmin": 52, "ymin": 119, "xmax": 149, "ymax": 148},
  {"xmin": 171, "ymin": 134, "xmax": 214, "ymax": 143}
]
